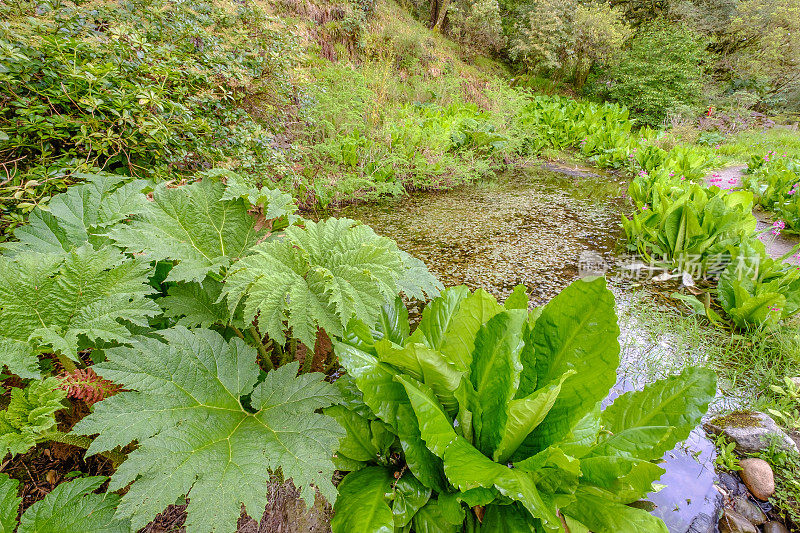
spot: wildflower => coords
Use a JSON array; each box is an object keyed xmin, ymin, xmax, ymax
[
  {"xmin": 772, "ymin": 219, "xmax": 786, "ymax": 235},
  {"xmin": 639, "ymin": 170, "xmax": 648, "ymax": 177},
  {"xmin": 768, "ymin": 305, "xmax": 781, "ymax": 313},
  {"xmin": 642, "ymin": 204, "xmax": 649, "ymax": 211},
  {"xmin": 669, "ymin": 172, "xmax": 675, "ymax": 177}
]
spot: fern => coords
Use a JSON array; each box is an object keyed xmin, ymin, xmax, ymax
[
  {"xmin": 110, "ymin": 179, "xmax": 266, "ymax": 283},
  {"xmin": 0, "ymin": 378, "xmax": 66, "ymax": 458},
  {"xmin": 223, "ymin": 218, "xmax": 443, "ymax": 348},
  {"xmin": 73, "ymin": 326, "xmax": 344, "ymax": 532},
  {"xmin": 3, "ymin": 174, "xmax": 150, "ymax": 255},
  {"xmin": 0, "ymin": 245, "xmax": 159, "ymax": 377},
  {"xmin": 0, "ymin": 474, "xmax": 129, "ymax": 532}
]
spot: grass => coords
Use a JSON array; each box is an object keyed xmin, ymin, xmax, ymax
[{"xmin": 718, "ymin": 128, "xmax": 800, "ymax": 163}]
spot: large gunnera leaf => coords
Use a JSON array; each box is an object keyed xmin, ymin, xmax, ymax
[
  {"xmin": 0, "ymin": 474, "xmax": 130, "ymax": 533},
  {"xmin": 0, "ymin": 245, "xmax": 160, "ymax": 378},
  {"xmin": 224, "ymin": 218, "xmax": 442, "ymax": 348},
  {"xmin": 3, "ymin": 173, "xmax": 150, "ymax": 254},
  {"xmin": 0, "ymin": 378, "xmax": 66, "ymax": 458},
  {"xmin": 73, "ymin": 327, "xmax": 344, "ymax": 532},
  {"xmin": 110, "ymin": 179, "xmax": 265, "ymax": 283}
]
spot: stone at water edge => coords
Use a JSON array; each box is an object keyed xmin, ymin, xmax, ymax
[
  {"xmin": 704, "ymin": 411, "xmax": 799, "ymax": 454},
  {"xmin": 731, "ymin": 495, "xmax": 767, "ymax": 526},
  {"xmin": 719, "ymin": 472, "xmax": 748, "ymax": 497},
  {"xmin": 718, "ymin": 509, "xmax": 758, "ymax": 533},
  {"xmin": 739, "ymin": 458, "xmax": 775, "ymax": 501},
  {"xmin": 763, "ymin": 521, "xmax": 791, "ymax": 533}
]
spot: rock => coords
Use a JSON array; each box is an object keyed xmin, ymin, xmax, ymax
[
  {"xmin": 790, "ymin": 430, "xmax": 800, "ymax": 450},
  {"xmin": 687, "ymin": 512, "xmax": 716, "ymax": 533},
  {"xmin": 763, "ymin": 521, "xmax": 791, "ymax": 533},
  {"xmin": 704, "ymin": 411, "xmax": 799, "ymax": 454},
  {"xmin": 731, "ymin": 495, "xmax": 767, "ymax": 525},
  {"xmin": 789, "ymin": 376, "xmax": 800, "ymax": 388},
  {"xmin": 719, "ymin": 472, "xmax": 748, "ymax": 496},
  {"xmin": 739, "ymin": 458, "xmax": 775, "ymax": 500},
  {"xmin": 718, "ymin": 509, "xmax": 758, "ymax": 533}
]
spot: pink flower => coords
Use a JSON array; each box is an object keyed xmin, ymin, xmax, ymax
[
  {"xmin": 639, "ymin": 170, "xmax": 648, "ymax": 177},
  {"xmin": 768, "ymin": 305, "xmax": 782, "ymax": 313},
  {"xmin": 642, "ymin": 204, "xmax": 649, "ymax": 211},
  {"xmin": 669, "ymin": 172, "xmax": 675, "ymax": 177},
  {"xmin": 772, "ymin": 220, "xmax": 786, "ymax": 235}
]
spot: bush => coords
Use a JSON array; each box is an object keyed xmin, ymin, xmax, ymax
[{"xmin": 603, "ymin": 22, "xmax": 708, "ymax": 126}]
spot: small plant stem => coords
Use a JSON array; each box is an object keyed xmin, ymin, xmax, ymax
[
  {"xmin": 231, "ymin": 326, "xmax": 246, "ymax": 340},
  {"xmin": 56, "ymin": 353, "xmax": 77, "ymax": 373},
  {"xmin": 45, "ymin": 431, "xmax": 127, "ymax": 466},
  {"xmin": 248, "ymin": 327, "xmax": 273, "ymax": 370}
]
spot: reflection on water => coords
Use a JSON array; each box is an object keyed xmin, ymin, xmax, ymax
[{"xmin": 336, "ymin": 165, "xmax": 722, "ymax": 532}]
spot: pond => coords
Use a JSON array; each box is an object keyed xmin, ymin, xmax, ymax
[{"xmin": 337, "ymin": 164, "xmax": 724, "ymax": 533}]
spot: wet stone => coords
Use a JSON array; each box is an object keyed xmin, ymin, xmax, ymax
[
  {"xmin": 731, "ymin": 495, "xmax": 767, "ymax": 526},
  {"xmin": 718, "ymin": 509, "xmax": 758, "ymax": 533},
  {"xmin": 739, "ymin": 458, "xmax": 775, "ymax": 501},
  {"xmin": 687, "ymin": 512, "xmax": 716, "ymax": 533},
  {"xmin": 763, "ymin": 521, "xmax": 791, "ymax": 533},
  {"xmin": 719, "ymin": 472, "xmax": 748, "ymax": 497},
  {"xmin": 704, "ymin": 411, "xmax": 799, "ymax": 454}
]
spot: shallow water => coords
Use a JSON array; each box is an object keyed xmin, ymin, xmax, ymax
[{"xmin": 337, "ymin": 165, "xmax": 723, "ymax": 533}]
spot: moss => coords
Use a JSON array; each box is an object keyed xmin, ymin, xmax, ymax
[{"xmin": 711, "ymin": 411, "xmax": 763, "ymax": 429}]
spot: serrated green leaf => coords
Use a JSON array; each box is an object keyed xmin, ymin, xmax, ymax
[
  {"xmin": 0, "ymin": 378, "xmax": 66, "ymax": 458},
  {"xmin": 0, "ymin": 474, "xmax": 21, "ymax": 533},
  {"xmin": 18, "ymin": 476, "xmax": 129, "ymax": 533},
  {"xmin": 110, "ymin": 179, "xmax": 264, "ymax": 283},
  {"xmin": 0, "ymin": 246, "xmax": 159, "ymax": 375},
  {"xmin": 158, "ymin": 277, "xmax": 234, "ymax": 328},
  {"xmin": 331, "ymin": 467, "xmax": 394, "ymax": 533},
  {"xmin": 226, "ymin": 218, "xmax": 438, "ymax": 348},
  {"xmin": 6, "ymin": 174, "xmax": 150, "ymax": 254},
  {"xmin": 218, "ymin": 172, "xmax": 298, "ymax": 221},
  {"xmin": 73, "ymin": 327, "xmax": 343, "ymax": 532}
]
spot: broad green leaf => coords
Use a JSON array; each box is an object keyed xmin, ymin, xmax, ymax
[
  {"xmin": 417, "ymin": 286, "xmax": 470, "ymax": 350},
  {"xmin": 494, "ymin": 370, "xmax": 574, "ymax": 463},
  {"xmin": 336, "ymin": 342, "xmax": 446, "ymax": 492},
  {"xmin": 0, "ymin": 246, "xmax": 159, "ymax": 376},
  {"xmin": 470, "ymin": 310, "xmax": 527, "ymax": 457},
  {"xmin": 516, "ymin": 308, "xmax": 543, "ymax": 399},
  {"xmin": 412, "ymin": 500, "xmax": 462, "ymax": 533},
  {"xmin": 481, "ymin": 503, "xmax": 537, "ymax": 532},
  {"xmin": 0, "ymin": 474, "xmax": 20, "ymax": 533},
  {"xmin": 6, "ymin": 174, "xmax": 149, "ymax": 254},
  {"xmin": 218, "ymin": 171, "xmax": 298, "ymax": 221},
  {"xmin": 73, "ymin": 327, "xmax": 343, "ymax": 532},
  {"xmin": 392, "ymin": 474, "xmax": 432, "ymax": 528},
  {"xmin": 331, "ymin": 467, "xmax": 394, "ymax": 533},
  {"xmin": 0, "ymin": 378, "xmax": 66, "ymax": 458},
  {"xmin": 376, "ymin": 297, "xmax": 411, "ymax": 345},
  {"xmin": 376, "ymin": 341, "xmax": 464, "ymax": 415},
  {"xmin": 158, "ymin": 278, "xmax": 233, "ymax": 328},
  {"xmin": 579, "ymin": 456, "xmax": 665, "ymax": 503},
  {"xmin": 397, "ymin": 375, "xmax": 561, "ymax": 529},
  {"xmin": 504, "ymin": 285, "xmax": 529, "ymax": 310},
  {"xmin": 514, "ymin": 446, "xmax": 581, "ymax": 496},
  {"xmin": 563, "ymin": 491, "xmax": 669, "ymax": 533},
  {"xmin": 520, "ymin": 278, "xmax": 619, "ymax": 457},
  {"xmin": 110, "ymin": 179, "xmax": 264, "ymax": 283},
  {"xmin": 438, "ymin": 289, "xmax": 503, "ymax": 371},
  {"xmin": 17, "ymin": 476, "xmax": 129, "ymax": 533},
  {"xmin": 397, "ymin": 251, "xmax": 444, "ymax": 301},
  {"xmin": 597, "ymin": 367, "xmax": 717, "ymax": 460},
  {"xmin": 324, "ymin": 404, "xmax": 379, "ymax": 462}
]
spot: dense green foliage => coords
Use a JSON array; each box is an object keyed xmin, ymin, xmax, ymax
[
  {"xmin": 593, "ymin": 23, "xmax": 708, "ymax": 126},
  {"xmin": 0, "ymin": 171, "xmax": 441, "ymax": 529},
  {"xmin": 745, "ymin": 154, "xmax": 800, "ymax": 233},
  {"xmin": 330, "ymin": 278, "xmax": 717, "ymax": 531},
  {"xmin": 0, "ymin": 474, "xmax": 130, "ymax": 532}
]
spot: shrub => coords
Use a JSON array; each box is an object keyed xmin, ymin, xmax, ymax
[{"xmin": 604, "ymin": 22, "xmax": 708, "ymax": 126}]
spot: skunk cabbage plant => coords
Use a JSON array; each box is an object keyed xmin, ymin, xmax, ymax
[{"xmin": 330, "ymin": 277, "xmax": 717, "ymax": 532}]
